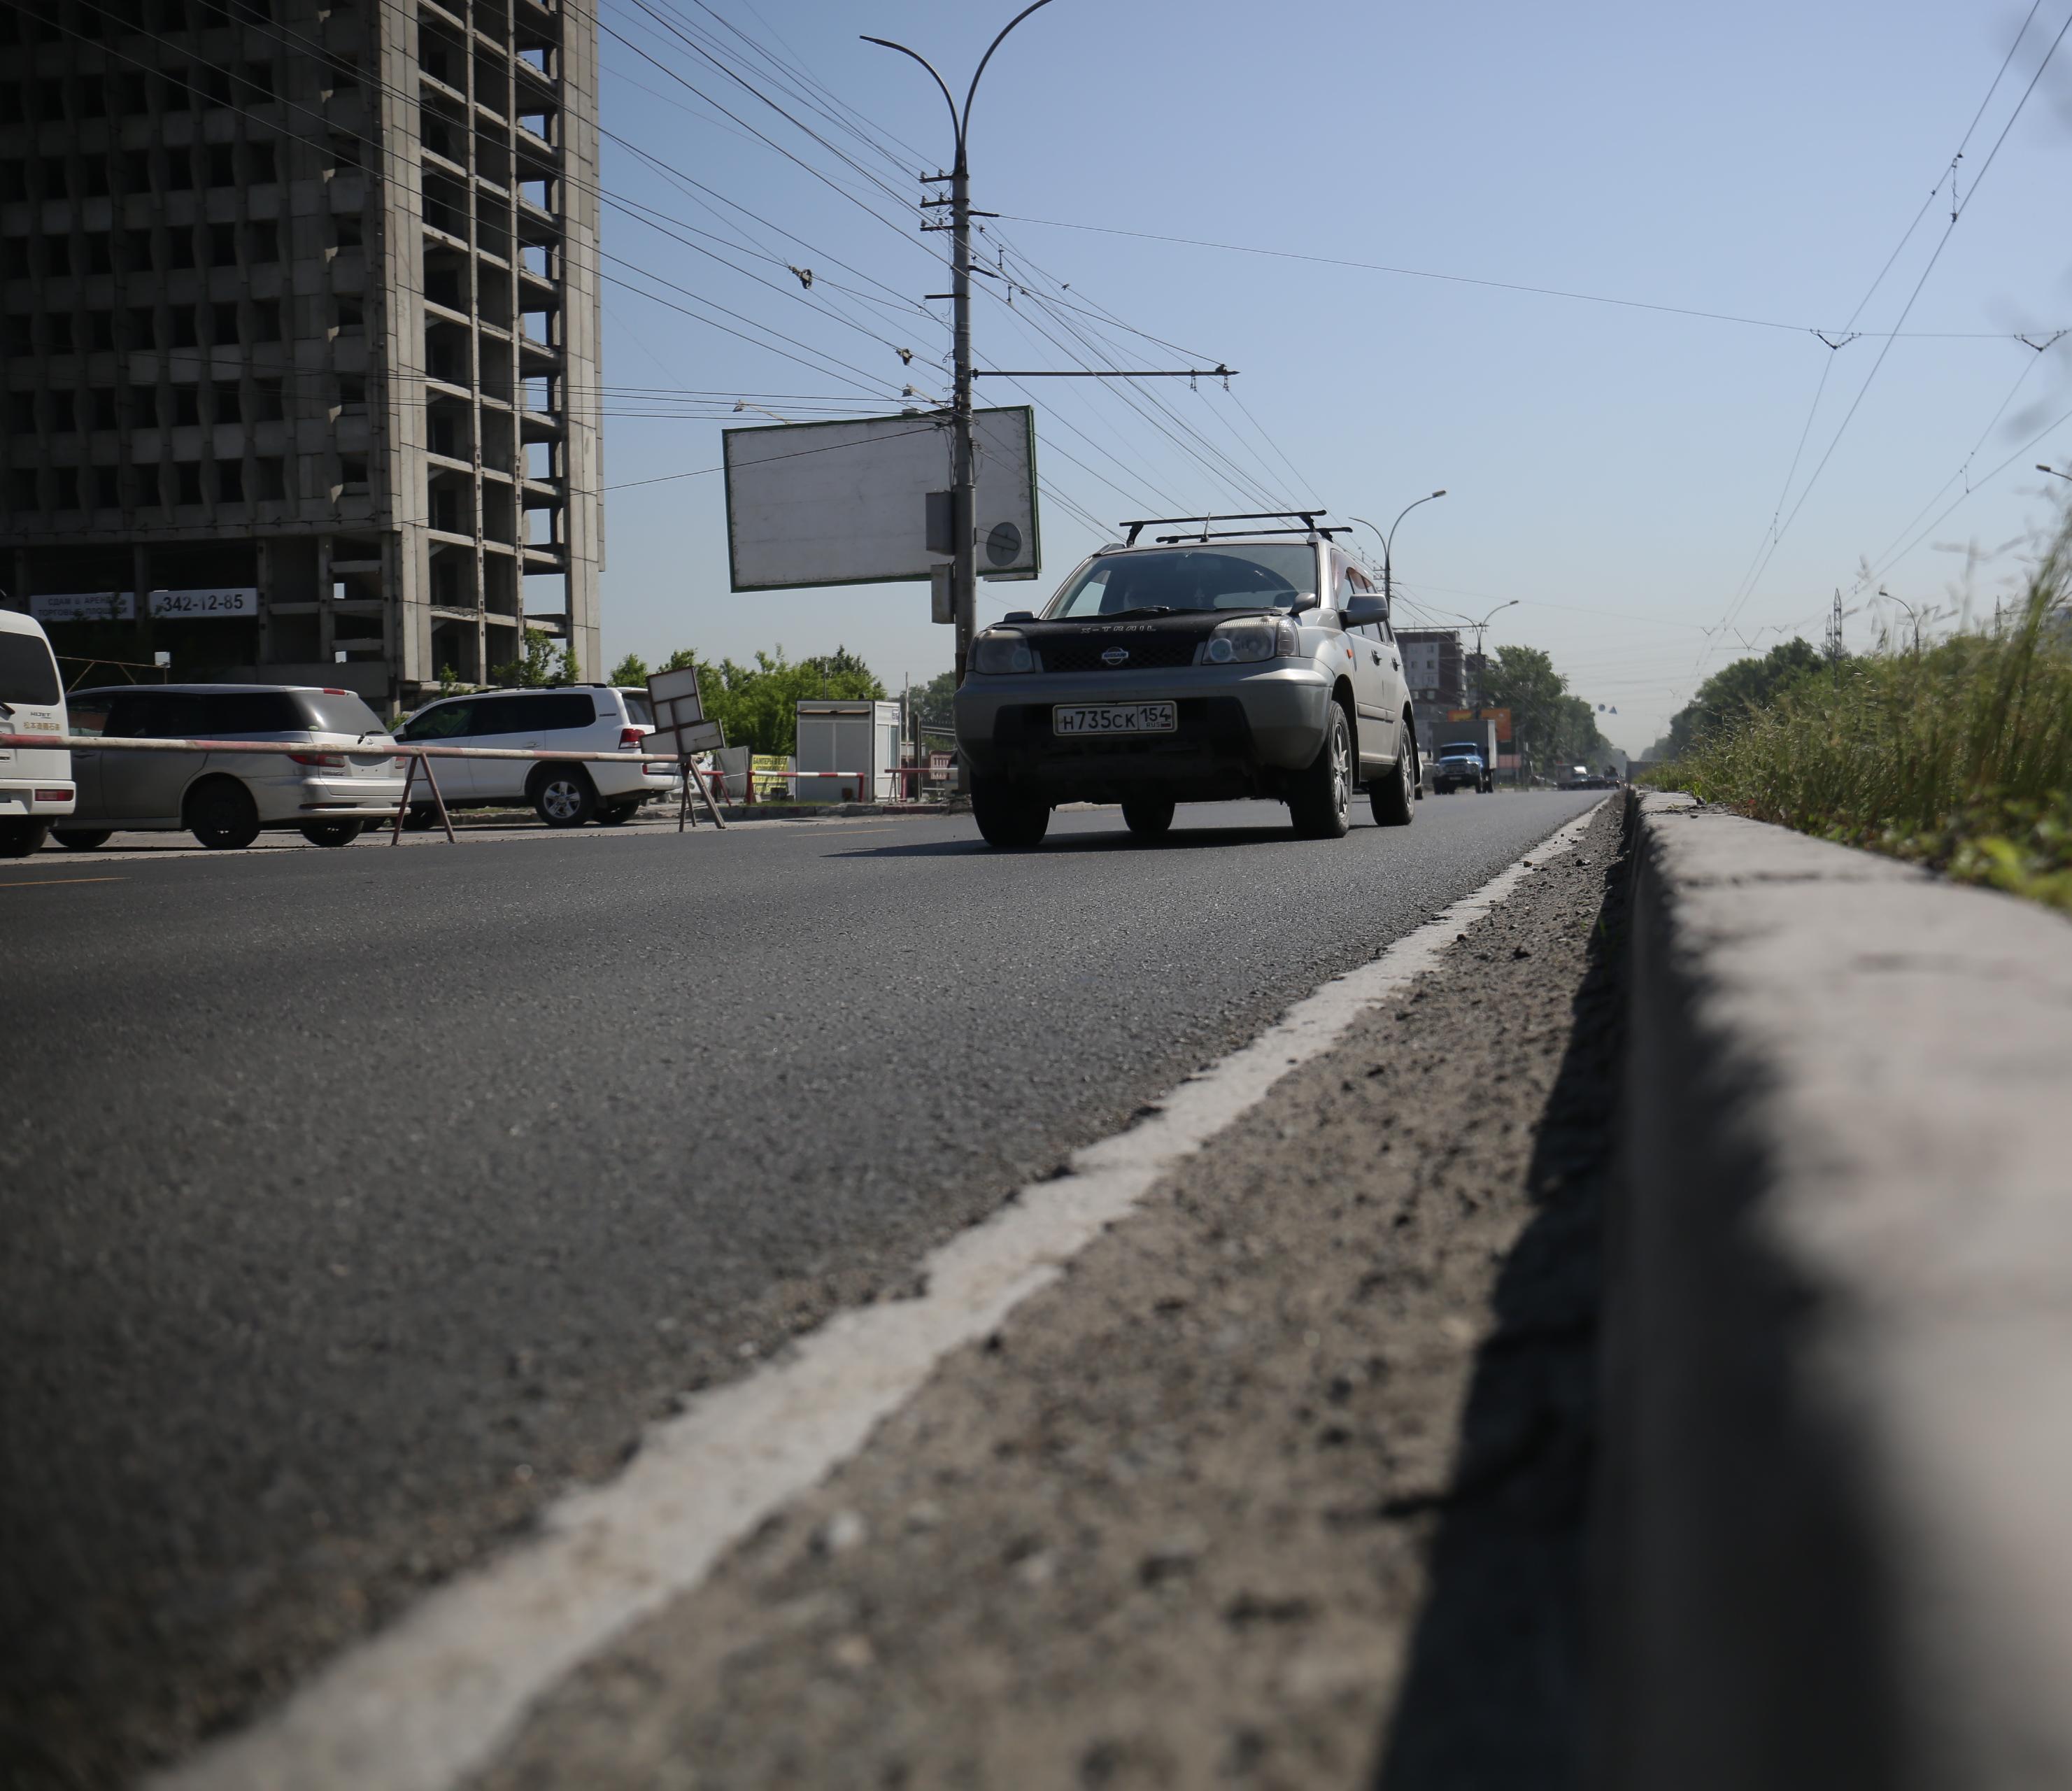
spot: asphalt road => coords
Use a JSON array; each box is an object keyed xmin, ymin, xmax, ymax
[{"xmin": 1, "ymin": 790, "xmax": 1598, "ymax": 1788}]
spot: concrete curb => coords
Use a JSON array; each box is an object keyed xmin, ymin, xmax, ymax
[{"xmin": 1599, "ymin": 792, "xmax": 2072, "ymax": 1789}]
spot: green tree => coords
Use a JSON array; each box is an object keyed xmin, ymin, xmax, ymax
[
  {"xmin": 610, "ymin": 651, "xmax": 649, "ymax": 688},
  {"xmin": 658, "ymin": 646, "xmax": 889, "ymax": 755},
  {"xmin": 489, "ymin": 627, "xmax": 557, "ymax": 688},
  {"xmin": 1479, "ymin": 643, "xmax": 1617, "ymax": 777},
  {"xmin": 555, "ymin": 641, "xmax": 581, "ymax": 686},
  {"xmin": 659, "ymin": 647, "xmax": 699, "ymax": 672},
  {"xmin": 909, "ymin": 668, "xmax": 958, "ymax": 734},
  {"xmin": 1662, "ymin": 637, "xmax": 1824, "ymax": 759}
]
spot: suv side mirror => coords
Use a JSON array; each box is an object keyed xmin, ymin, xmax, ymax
[{"xmin": 1342, "ymin": 593, "xmax": 1387, "ymax": 628}]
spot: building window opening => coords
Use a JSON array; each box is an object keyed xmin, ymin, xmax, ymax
[
  {"xmin": 173, "ymin": 385, "xmax": 200, "ymax": 425},
  {"xmin": 212, "ymin": 381, "xmax": 241, "ymax": 423},
  {"xmin": 218, "ymin": 460, "xmax": 243, "ymax": 502},
  {"xmin": 176, "ymin": 462, "xmax": 203, "ymax": 504}
]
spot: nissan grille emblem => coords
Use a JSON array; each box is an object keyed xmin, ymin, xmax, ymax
[{"xmin": 1101, "ymin": 647, "xmax": 1130, "ymax": 665}]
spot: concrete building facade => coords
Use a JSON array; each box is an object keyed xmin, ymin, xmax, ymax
[
  {"xmin": 0, "ymin": 0, "xmax": 602, "ymax": 708},
  {"xmin": 1396, "ymin": 626, "xmax": 1464, "ymax": 761}
]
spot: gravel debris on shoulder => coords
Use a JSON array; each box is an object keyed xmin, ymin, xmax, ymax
[{"xmin": 472, "ymin": 801, "xmax": 1630, "ymax": 1791}]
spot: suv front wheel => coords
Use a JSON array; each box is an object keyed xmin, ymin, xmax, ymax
[
  {"xmin": 529, "ymin": 765, "xmax": 597, "ymax": 828},
  {"xmin": 1370, "ymin": 732, "xmax": 1416, "ymax": 828},
  {"xmin": 1289, "ymin": 702, "xmax": 1353, "ymax": 840},
  {"xmin": 972, "ymin": 777, "xmax": 1050, "ymax": 849}
]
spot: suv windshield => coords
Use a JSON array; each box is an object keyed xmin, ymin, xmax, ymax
[{"xmin": 1043, "ymin": 546, "xmax": 1317, "ymax": 619}]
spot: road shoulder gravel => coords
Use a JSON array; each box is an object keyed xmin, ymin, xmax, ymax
[{"xmin": 470, "ymin": 798, "xmax": 1630, "ymax": 1791}]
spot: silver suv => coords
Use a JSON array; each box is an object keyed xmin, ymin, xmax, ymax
[
  {"xmin": 395, "ymin": 685, "xmax": 679, "ymax": 828},
  {"xmin": 953, "ymin": 515, "xmax": 1418, "ymax": 847}
]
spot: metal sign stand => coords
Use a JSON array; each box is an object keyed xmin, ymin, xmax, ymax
[
  {"xmin": 388, "ymin": 752, "xmax": 457, "ymax": 845},
  {"xmin": 677, "ymin": 752, "xmax": 728, "ymax": 830},
  {"xmin": 648, "ymin": 667, "xmax": 728, "ymax": 833}
]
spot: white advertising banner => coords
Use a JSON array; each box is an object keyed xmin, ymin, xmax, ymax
[
  {"xmin": 723, "ymin": 406, "xmax": 1039, "ymax": 592},
  {"xmin": 148, "ymin": 586, "xmax": 260, "ymax": 618},
  {"xmin": 31, "ymin": 591, "xmax": 136, "ymax": 622}
]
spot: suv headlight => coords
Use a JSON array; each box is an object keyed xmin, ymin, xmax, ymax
[
  {"xmin": 972, "ymin": 629, "xmax": 1035, "ymax": 674},
  {"xmin": 1200, "ymin": 616, "xmax": 1298, "ymax": 665}
]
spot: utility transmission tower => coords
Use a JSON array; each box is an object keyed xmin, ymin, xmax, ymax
[{"xmin": 1825, "ymin": 589, "xmax": 1845, "ymax": 679}]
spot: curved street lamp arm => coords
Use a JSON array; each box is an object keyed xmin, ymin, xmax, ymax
[
  {"xmin": 860, "ymin": 36, "xmax": 962, "ymax": 153},
  {"xmin": 963, "ymin": 0, "xmax": 1058, "ymax": 144},
  {"xmin": 1385, "ymin": 489, "xmax": 1447, "ymax": 560}
]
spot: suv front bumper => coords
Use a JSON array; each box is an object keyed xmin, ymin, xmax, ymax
[{"xmin": 956, "ymin": 664, "xmax": 1333, "ymax": 799}]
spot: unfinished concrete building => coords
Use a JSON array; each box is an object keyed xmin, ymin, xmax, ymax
[{"xmin": 0, "ymin": 0, "xmax": 602, "ymax": 707}]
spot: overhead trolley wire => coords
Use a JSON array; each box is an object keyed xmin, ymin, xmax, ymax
[{"xmin": 1699, "ymin": 1, "xmax": 2072, "ymax": 668}]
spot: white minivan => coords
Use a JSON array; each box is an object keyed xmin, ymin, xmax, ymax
[{"xmin": 0, "ymin": 611, "xmax": 76, "ymax": 856}]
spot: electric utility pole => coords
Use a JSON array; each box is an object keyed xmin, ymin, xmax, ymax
[
  {"xmin": 865, "ymin": 2, "xmax": 1058, "ymax": 694},
  {"xmin": 950, "ymin": 150, "xmax": 977, "ymax": 688}
]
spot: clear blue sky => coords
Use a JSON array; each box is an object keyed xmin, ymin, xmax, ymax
[{"xmin": 590, "ymin": 0, "xmax": 2072, "ymax": 752}]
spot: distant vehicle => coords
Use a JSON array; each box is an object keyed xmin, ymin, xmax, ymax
[
  {"xmin": 394, "ymin": 685, "xmax": 679, "ymax": 828},
  {"xmin": 1431, "ymin": 746, "xmax": 1493, "ymax": 795},
  {"xmin": 57, "ymin": 684, "xmax": 405, "ymax": 849},
  {"xmin": 0, "ymin": 610, "xmax": 75, "ymax": 856},
  {"xmin": 1559, "ymin": 763, "xmax": 1593, "ymax": 790},
  {"xmin": 953, "ymin": 516, "xmax": 1418, "ymax": 847}
]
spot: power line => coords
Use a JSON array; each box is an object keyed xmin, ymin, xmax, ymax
[
  {"xmin": 1697, "ymin": 3, "xmax": 2072, "ymax": 671},
  {"xmin": 991, "ymin": 213, "xmax": 2071, "ymax": 341}
]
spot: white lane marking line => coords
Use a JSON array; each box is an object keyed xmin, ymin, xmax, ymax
[{"xmin": 150, "ymin": 801, "xmax": 1605, "ymax": 1791}]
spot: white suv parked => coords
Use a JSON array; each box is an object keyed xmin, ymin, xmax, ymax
[{"xmin": 395, "ymin": 686, "xmax": 679, "ymax": 828}]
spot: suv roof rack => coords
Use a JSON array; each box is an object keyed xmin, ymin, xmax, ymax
[
  {"xmin": 1121, "ymin": 509, "xmax": 1331, "ymax": 546},
  {"xmin": 1152, "ymin": 525, "xmax": 1349, "ymax": 543}
]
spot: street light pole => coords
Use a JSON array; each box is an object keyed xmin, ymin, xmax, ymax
[
  {"xmin": 865, "ymin": 2, "xmax": 1056, "ymax": 696},
  {"xmin": 1349, "ymin": 490, "xmax": 1447, "ymax": 612},
  {"xmin": 2039, "ymin": 462, "xmax": 2072, "ymax": 482},
  {"xmin": 1466, "ymin": 599, "xmax": 1519, "ymax": 663}
]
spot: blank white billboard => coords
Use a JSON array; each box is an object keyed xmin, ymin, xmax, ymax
[{"xmin": 723, "ymin": 407, "xmax": 1039, "ymax": 592}]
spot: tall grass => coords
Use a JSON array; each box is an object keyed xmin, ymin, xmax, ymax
[{"xmin": 1670, "ymin": 514, "xmax": 2072, "ymax": 912}]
